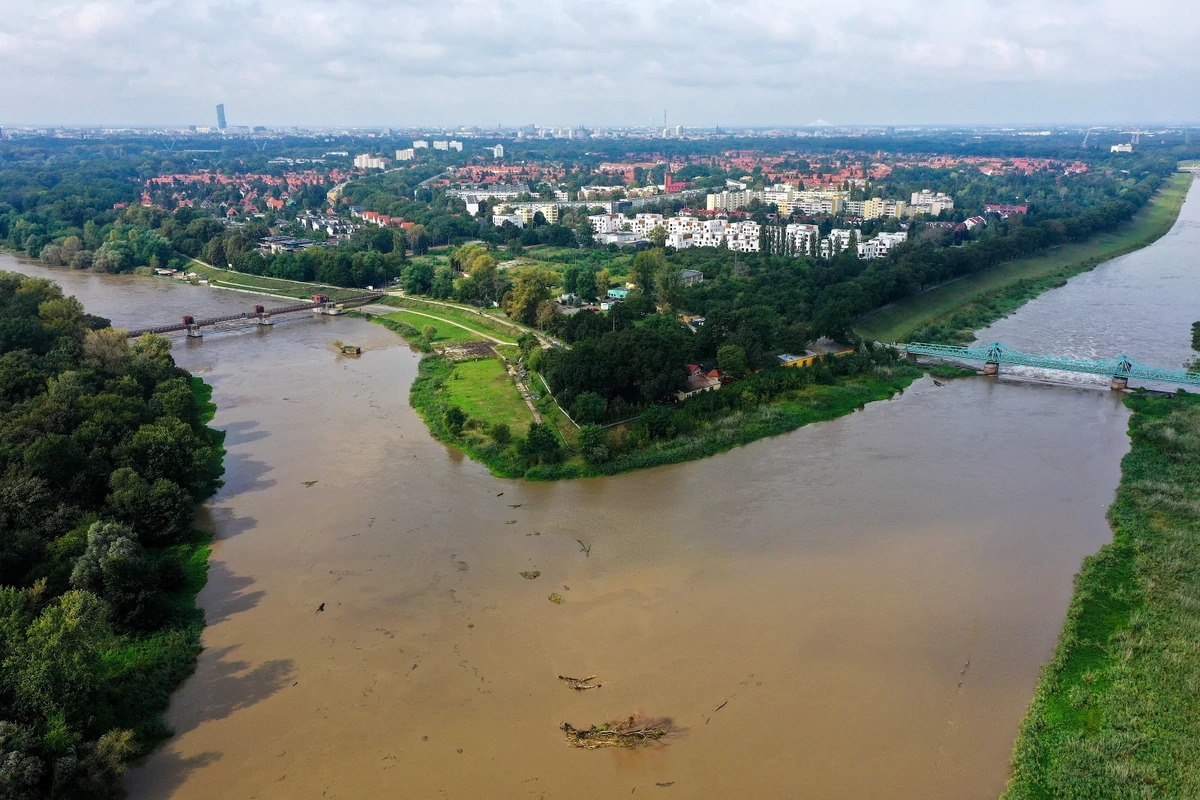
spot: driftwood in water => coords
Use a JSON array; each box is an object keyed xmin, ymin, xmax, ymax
[{"xmin": 560, "ymin": 715, "xmax": 675, "ymax": 749}]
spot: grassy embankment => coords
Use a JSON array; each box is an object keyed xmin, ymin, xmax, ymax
[
  {"xmin": 106, "ymin": 377, "xmax": 224, "ymax": 754},
  {"xmin": 179, "ymin": 259, "xmax": 367, "ymax": 301},
  {"xmin": 409, "ymin": 353, "xmax": 922, "ymax": 481},
  {"xmin": 856, "ymin": 172, "xmax": 1194, "ymax": 344},
  {"xmin": 1004, "ymin": 391, "xmax": 1200, "ymax": 800}
]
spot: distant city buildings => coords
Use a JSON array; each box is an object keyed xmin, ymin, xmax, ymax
[
  {"xmin": 353, "ymin": 154, "xmax": 390, "ymax": 170},
  {"xmin": 492, "ymin": 144, "xmax": 504, "ymax": 158},
  {"xmin": 413, "ymin": 140, "xmax": 429, "ymax": 149},
  {"xmin": 1111, "ymin": 143, "xmax": 1133, "ymax": 153},
  {"xmin": 216, "ymin": 104, "xmax": 227, "ymax": 131}
]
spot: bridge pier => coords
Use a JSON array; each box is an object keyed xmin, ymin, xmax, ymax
[
  {"xmin": 983, "ymin": 361, "xmax": 999, "ymax": 376},
  {"xmin": 905, "ymin": 351, "xmax": 918, "ymax": 362},
  {"xmin": 185, "ymin": 324, "xmax": 203, "ymax": 339},
  {"xmin": 1111, "ymin": 375, "xmax": 1129, "ymax": 391},
  {"xmin": 256, "ymin": 316, "xmax": 274, "ymax": 326}
]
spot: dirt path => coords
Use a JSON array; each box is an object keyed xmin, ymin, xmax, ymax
[{"xmin": 359, "ymin": 305, "xmax": 514, "ymax": 345}]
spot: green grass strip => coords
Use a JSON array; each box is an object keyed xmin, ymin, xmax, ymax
[{"xmin": 1004, "ymin": 391, "xmax": 1200, "ymax": 800}]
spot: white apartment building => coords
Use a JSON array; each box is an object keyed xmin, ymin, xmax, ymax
[
  {"xmin": 433, "ymin": 140, "xmax": 449, "ymax": 151},
  {"xmin": 395, "ymin": 148, "xmax": 415, "ymax": 161},
  {"xmin": 1111, "ymin": 143, "xmax": 1133, "ymax": 153},
  {"xmin": 821, "ymin": 228, "xmax": 858, "ymax": 258},
  {"xmin": 726, "ymin": 220, "xmax": 761, "ymax": 252},
  {"xmin": 629, "ymin": 213, "xmax": 666, "ymax": 235},
  {"xmin": 909, "ymin": 190, "xmax": 955, "ymax": 216},
  {"xmin": 492, "ymin": 213, "xmax": 524, "ymax": 228},
  {"xmin": 353, "ymin": 154, "xmax": 390, "ymax": 170},
  {"xmin": 448, "ymin": 140, "xmax": 463, "ymax": 152},
  {"xmin": 492, "ymin": 144, "xmax": 505, "ymax": 158},
  {"xmin": 588, "ymin": 214, "xmax": 628, "ymax": 234},
  {"xmin": 785, "ymin": 223, "xmax": 820, "ymax": 252},
  {"xmin": 857, "ymin": 230, "xmax": 908, "ymax": 260},
  {"xmin": 413, "ymin": 140, "xmax": 429, "ymax": 149}
]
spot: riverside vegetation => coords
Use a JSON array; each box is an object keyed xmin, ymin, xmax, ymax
[
  {"xmin": 407, "ymin": 341, "xmax": 920, "ymax": 481},
  {"xmin": 1004, "ymin": 390, "xmax": 1200, "ymax": 799},
  {"xmin": 0, "ymin": 271, "xmax": 225, "ymax": 798}
]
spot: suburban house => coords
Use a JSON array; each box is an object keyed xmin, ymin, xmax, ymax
[
  {"xmin": 676, "ymin": 364, "xmax": 722, "ymax": 401},
  {"xmin": 682, "ymin": 268, "xmax": 704, "ymax": 286}
]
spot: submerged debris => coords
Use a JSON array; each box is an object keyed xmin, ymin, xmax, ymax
[
  {"xmin": 547, "ymin": 593, "xmax": 565, "ymax": 605},
  {"xmin": 519, "ymin": 571, "xmax": 541, "ymax": 580},
  {"xmin": 560, "ymin": 716, "xmax": 675, "ymax": 749},
  {"xmin": 558, "ymin": 674, "xmax": 601, "ymax": 691},
  {"xmin": 506, "ymin": 520, "xmax": 517, "ymax": 525},
  {"xmin": 302, "ymin": 480, "xmax": 318, "ymax": 488},
  {"xmin": 576, "ymin": 539, "xmax": 591, "ymax": 557}
]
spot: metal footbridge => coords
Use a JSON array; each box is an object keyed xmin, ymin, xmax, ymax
[
  {"xmin": 904, "ymin": 341, "xmax": 1200, "ymax": 388},
  {"xmin": 125, "ymin": 293, "xmax": 383, "ymax": 338}
]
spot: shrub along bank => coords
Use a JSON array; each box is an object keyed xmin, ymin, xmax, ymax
[
  {"xmin": 1004, "ymin": 391, "xmax": 1200, "ymax": 800},
  {"xmin": 0, "ymin": 271, "xmax": 225, "ymax": 798}
]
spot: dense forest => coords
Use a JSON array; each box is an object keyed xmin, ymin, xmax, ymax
[{"xmin": 0, "ymin": 271, "xmax": 224, "ymax": 798}]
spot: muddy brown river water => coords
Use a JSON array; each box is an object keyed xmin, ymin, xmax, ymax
[{"xmin": 3, "ymin": 177, "xmax": 1196, "ymax": 799}]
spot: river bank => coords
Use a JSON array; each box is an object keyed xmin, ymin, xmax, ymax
[
  {"xmin": 407, "ymin": 349, "xmax": 924, "ymax": 480},
  {"xmin": 1003, "ymin": 391, "xmax": 1200, "ymax": 799},
  {"xmin": 856, "ymin": 172, "xmax": 1194, "ymax": 344}
]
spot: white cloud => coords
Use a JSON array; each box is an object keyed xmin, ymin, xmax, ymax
[{"xmin": 0, "ymin": 0, "xmax": 1196, "ymax": 125}]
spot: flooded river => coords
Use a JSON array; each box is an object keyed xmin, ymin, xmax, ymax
[{"xmin": 2, "ymin": 177, "xmax": 1195, "ymax": 799}]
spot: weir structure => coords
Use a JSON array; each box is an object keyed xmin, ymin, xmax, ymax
[
  {"xmin": 125, "ymin": 293, "xmax": 383, "ymax": 338},
  {"xmin": 904, "ymin": 341, "xmax": 1200, "ymax": 390}
]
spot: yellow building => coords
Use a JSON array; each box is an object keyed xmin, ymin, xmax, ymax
[{"xmin": 777, "ymin": 351, "xmax": 820, "ymax": 368}]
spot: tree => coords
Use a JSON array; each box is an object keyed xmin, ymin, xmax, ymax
[
  {"xmin": 6, "ymin": 590, "xmax": 112, "ymax": 728},
  {"xmin": 105, "ymin": 468, "xmax": 193, "ymax": 546},
  {"xmin": 654, "ymin": 263, "xmax": 684, "ymax": 309},
  {"xmin": 577, "ymin": 424, "xmax": 609, "ymax": 464},
  {"xmin": 535, "ymin": 301, "xmax": 557, "ymax": 330},
  {"xmin": 490, "ymin": 423, "xmax": 511, "ymax": 445},
  {"xmin": 594, "ymin": 268, "xmax": 612, "ymax": 301},
  {"xmin": 571, "ymin": 391, "xmax": 605, "ymax": 424},
  {"xmin": 648, "ymin": 225, "xmax": 668, "ymax": 249},
  {"xmin": 640, "ymin": 405, "xmax": 674, "ymax": 439},
  {"xmin": 518, "ymin": 423, "xmax": 560, "ymax": 465},
  {"xmin": 443, "ymin": 405, "xmax": 466, "ymax": 435},
  {"xmin": 717, "ymin": 344, "xmax": 748, "ymax": 378},
  {"xmin": 503, "ymin": 267, "xmax": 555, "ymax": 326},
  {"xmin": 421, "ymin": 325, "xmax": 437, "ymax": 342},
  {"xmin": 629, "ymin": 248, "xmax": 665, "ymax": 292},
  {"xmin": 70, "ymin": 522, "xmax": 161, "ymax": 630},
  {"xmin": 402, "ymin": 261, "xmax": 434, "ymax": 295},
  {"xmin": 812, "ymin": 299, "xmax": 853, "ymax": 341}
]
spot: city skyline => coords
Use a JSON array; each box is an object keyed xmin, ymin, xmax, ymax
[{"xmin": 1, "ymin": 0, "xmax": 1197, "ymax": 127}]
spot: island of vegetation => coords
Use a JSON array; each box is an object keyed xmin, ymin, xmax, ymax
[{"xmin": 0, "ymin": 272, "xmax": 224, "ymax": 797}]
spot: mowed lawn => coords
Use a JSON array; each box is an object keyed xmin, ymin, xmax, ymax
[
  {"xmin": 442, "ymin": 358, "xmax": 535, "ymax": 434},
  {"xmin": 855, "ymin": 172, "xmax": 1194, "ymax": 342},
  {"xmin": 379, "ymin": 310, "xmax": 482, "ymax": 344},
  {"xmin": 384, "ymin": 297, "xmax": 521, "ymax": 343}
]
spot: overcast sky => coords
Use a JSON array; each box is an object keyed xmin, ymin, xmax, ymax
[{"xmin": 1, "ymin": 0, "xmax": 1196, "ymax": 127}]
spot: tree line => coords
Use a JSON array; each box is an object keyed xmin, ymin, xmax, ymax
[{"xmin": 0, "ymin": 272, "xmax": 225, "ymax": 798}]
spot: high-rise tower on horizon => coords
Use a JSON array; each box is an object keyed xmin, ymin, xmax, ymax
[{"xmin": 216, "ymin": 104, "xmax": 227, "ymax": 130}]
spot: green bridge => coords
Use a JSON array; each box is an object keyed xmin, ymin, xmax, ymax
[{"xmin": 903, "ymin": 341, "xmax": 1200, "ymax": 389}]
